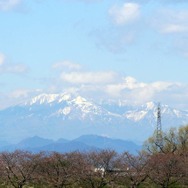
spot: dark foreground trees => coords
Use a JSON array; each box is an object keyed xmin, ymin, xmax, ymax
[
  {"xmin": 0, "ymin": 150, "xmax": 42, "ymax": 188},
  {"xmin": 79, "ymin": 150, "xmax": 120, "ymax": 188},
  {"xmin": 147, "ymin": 153, "xmax": 185, "ymax": 188},
  {"xmin": 144, "ymin": 125, "xmax": 188, "ymax": 187},
  {"xmin": 0, "ymin": 125, "xmax": 187, "ymax": 188},
  {"xmin": 35, "ymin": 151, "xmax": 86, "ymax": 187},
  {"xmin": 117, "ymin": 151, "xmax": 149, "ymax": 188}
]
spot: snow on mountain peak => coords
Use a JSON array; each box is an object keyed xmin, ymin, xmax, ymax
[
  {"xmin": 21, "ymin": 93, "xmax": 188, "ymax": 126},
  {"xmin": 74, "ymin": 96, "xmax": 86, "ymax": 103},
  {"xmin": 56, "ymin": 107, "xmax": 71, "ymax": 116},
  {"xmin": 58, "ymin": 93, "xmax": 72, "ymax": 102},
  {"xmin": 28, "ymin": 94, "xmax": 58, "ymax": 105},
  {"xmin": 26, "ymin": 93, "xmax": 72, "ymax": 105},
  {"xmin": 124, "ymin": 102, "xmax": 156, "ymax": 122},
  {"xmin": 145, "ymin": 102, "xmax": 155, "ymax": 110},
  {"xmin": 72, "ymin": 96, "xmax": 92, "ymax": 107},
  {"xmin": 125, "ymin": 110, "xmax": 148, "ymax": 122}
]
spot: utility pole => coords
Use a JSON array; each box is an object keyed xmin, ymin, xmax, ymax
[{"xmin": 156, "ymin": 103, "xmax": 163, "ymax": 147}]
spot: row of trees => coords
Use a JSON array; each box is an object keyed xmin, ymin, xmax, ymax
[{"xmin": 0, "ymin": 125, "xmax": 187, "ymax": 188}]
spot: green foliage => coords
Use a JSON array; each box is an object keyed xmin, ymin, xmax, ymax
[{"xmin": 144, "ymin": 125, "xmax": 188, "ymax": 154}]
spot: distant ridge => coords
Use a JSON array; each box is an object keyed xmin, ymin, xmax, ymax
[
  {"xmin": 0, "ymin": 135, "xmax": 140, "ymax": 154},
  {"xmin": 74, "ymin": 135, "xmax": 141, "ymax": 153}
]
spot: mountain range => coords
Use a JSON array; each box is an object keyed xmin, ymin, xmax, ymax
[
  {"xmin": 0, "ymin": 135, "xmax": 141, "ymax": 154},
  {"xmin": 0, "ymin": 93, "xmax": 188, "ymax": 143}
]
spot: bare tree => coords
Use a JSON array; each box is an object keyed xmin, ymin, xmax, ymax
[
  {"xmin": 79, "ymin": 150, "xmax": 120, "ymax": 188},
  {"xmin": 117, "ymin": 151, "xmax": 149, "ymax": 188},
  {"xmin": 148, "ymin": 152, "xmax": 185, "ymax": 188},
  {"xmin": 0, "ymin": 150, "xmax": 41, "ymax": 188},
  {"xmin": 37, "ymin": 151, "xmax": 84, "ymax": 188}
]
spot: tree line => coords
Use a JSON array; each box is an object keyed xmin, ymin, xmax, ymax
[{"xmin": 0, "ymin": 125, "xmax": 187, "ymax": 188}]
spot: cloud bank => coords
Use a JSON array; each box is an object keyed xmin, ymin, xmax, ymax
[{"xmin": 46, "ymin": 62, "xmax": 188, "ymax": 109}]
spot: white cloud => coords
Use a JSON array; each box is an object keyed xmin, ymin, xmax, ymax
[
  {"xmin": 94, "ymin": 2, "xmax": 141, "ymax": 54},
  {"xmin": 0, "ymin": 88, "xmax": 43, "ymax": 109},
  {"xmin": 123, "ymin": 76, "xmax": 146, "ymax": 89},
  {"xmin": 1, "ymin": 69, "xmax": 187, "ymax": 110},
  {"xmin": 2, "ymin": 63, "xmax": 28, "ymax": 73},
  {"xmin": 0, "ymin": 53, "xmax": 28, "ymax": 74},
  {"xmin": 0, "ymin": 0, "xmax": 22, "ymax": 11},
  {"xmin": 53, "ymin": 61, "xmax": 81, "ymax": 71},
  {"xmin": 106, "ymin": 77, "xmax": 166, "ymax": 96},
  {"xmin": 91, "ymin": 77, "xmax": 185, "ymax": 108},
  {"xmin": 151, "ymin": 9, "xmax": 188, "ymax": 57},
  {"xmin": 104, "ymin": 77, "xmax": 175, "ymax": 105},
  {"xmin": 0, "ymin": 53, "xmax": 5, "ymax": 66},
  {"xmin": 155, "ymin": 10, "xmax": 188, "ymax": 34},
  {"xmin": 50, "ymin": 68, "xmax": 188, "ymax": 108},
  {"xmin": 9, "ymin": 89, "xmax": 30, "ymax": 98},
  {"xmin": 160, "ymin": 24, "xmax": 188, "ymax": 34},
  {"xmin": 60, "ymin": 71, "xmax": 118, "ymax": 84},
  {"xmin": 109, "ymin": 3, "xmax": 140, "ymax": 25}
]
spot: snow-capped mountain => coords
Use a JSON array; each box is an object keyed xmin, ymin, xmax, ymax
[
  {"xmin": 0, "ymin": 93, "xmax": 188, "ymax": 143},
  {"xmin": 21, "ymin": 93, "xmax": 122, "ymax": 123},
  {"xmin": 123, "ymin": 101, "xmax": 188, "ymax": 128}
]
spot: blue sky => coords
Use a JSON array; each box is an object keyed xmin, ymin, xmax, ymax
[{"xmin": 1, "ymin": 0, "xmax": 188, "ymax": 109}]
